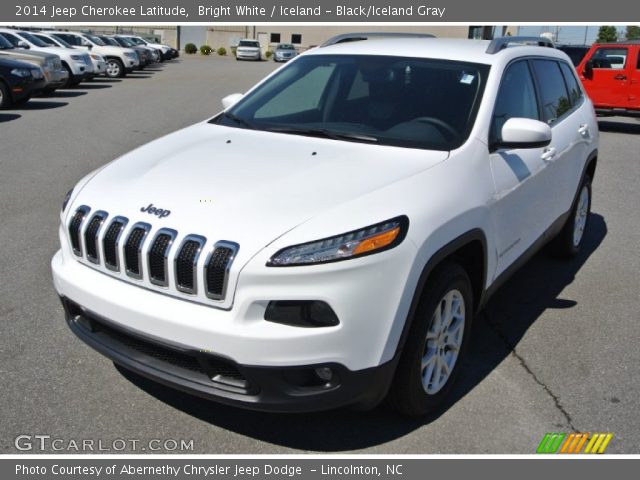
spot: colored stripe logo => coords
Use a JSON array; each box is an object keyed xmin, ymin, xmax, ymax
[{"xmin": 537, "ymin": 433, "xmax": 613, "ymax": 454}]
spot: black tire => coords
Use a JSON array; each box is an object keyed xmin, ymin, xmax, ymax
[
  {"xmin": 14, "ymin": 95, "xmax": 31, "ymax": 105},
  {"xmin": 62, "ymin": 64, "xmax": 74, "ymax": 88},
  {"xmin": 0, "ymin": 81, "xmax": 11, "ymax": 109},
  {"xmin": 550, "ymin": 175, "xmax": 592, "ymax": 258},
  {"xmin": 387, "ymin": 262, "xmax": 473, "ymax": 417},
  {"xmin": 105, "ymin": 58, "xmax": 125, "ymax": 78}
]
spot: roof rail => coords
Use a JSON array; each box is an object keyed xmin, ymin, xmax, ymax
[
  {"xmin": 321, "ymin": 32, "xmax": 435, "ymax": 47},
  {"xmin": 486, "ymin": 36, "xmax": 555, "ymax": 54}
]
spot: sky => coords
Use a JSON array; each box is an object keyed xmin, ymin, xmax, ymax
[{"xmin": 515, "ymin": 26, "xmax": 626, "ymax": 46}]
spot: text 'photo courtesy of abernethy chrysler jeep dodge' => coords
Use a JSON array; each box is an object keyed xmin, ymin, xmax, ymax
[{"xmin": 52, "ymin": 35, "xmax": 599, "ymax": 416}]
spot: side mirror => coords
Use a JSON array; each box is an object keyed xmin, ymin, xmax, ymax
[
  {"xmin": 499, "ymin": 118, "xmax": 552, "ymax": 149},
  {"xmin": 17, "ymin": 41, "xmax": 30, "ymax": 49},
  {"xmin": 221, "ymin": 93, "xmax": 243, "ymax": 110},
  {"xmin": 583, "ymin": 60, "xmax": 593, "ymax": 79}
]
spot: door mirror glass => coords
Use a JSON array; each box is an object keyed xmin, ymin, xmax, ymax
[
  {"xmin": 17, "ymin": 41, "xmax": 30, "ymax": 49},
  {"xmin": 499, "ymin": 118, "xmax": 552, "ymax": 149},
  {"xmin": 221, "ymin": 93, "xmax": 243, "ymax": 110}
]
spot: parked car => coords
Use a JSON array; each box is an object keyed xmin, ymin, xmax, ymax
[
  {"xmin": 53, "ymin": 35, "xmax": 598, "ymax": 416},
  {"xmin": 108, "ymin": 35, "xmax": 157, "ymax": 66},
  {"xmin": 116, "ymin": 35, "xmax": 178, "ymax": 61},
  {"xmin": 236, "ymin": 39, "xmax": 262, "ymax": 61},
  {"xmin": 0, "ymin": 34, "xmax": 67, "ymax": 94},
  {"xmin": 273, "ymin": 43, "xmax": 298, "ymax": 62},
  {"xmin": 95, "ymin": 35, "xmax": 149, "ymax": 70},
  {"xmin": 0, "ymin": 28, "xmax": 93, "ymax": 87},
  {"xmin": 0, "ymin": 57, "xmax": 45, "ymax": 108},
  {"xmin": 556, "ymin": 45, "xmax": 590, "ymax": 66},
  {"xmin": 577, "ymin": 40, "xmax": 640, "ymax": 117},
  {"xmin": 33, "ymin": 31, "xmax": 106, "ymax": 78},
  {"xmin": 46, "ymin": 31, "xmax": 139, "ymax": 78}
]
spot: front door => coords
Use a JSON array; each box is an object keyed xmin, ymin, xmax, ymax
[{"xmin": 580, "ymin": 46, "xmax": 631, "ymax": 108}]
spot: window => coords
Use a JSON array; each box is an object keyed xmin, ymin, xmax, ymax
[
  {"xmin": 491, "ymin": 60, "xmax": 539, "ymax": 143},
  {"xmin": 291, "ymin": 34, "xmax": 302, "ymax": 45},
  {"xmin": 559, "ymin": 62, "xmax": 583, "ymax": 107},
  {"xmin": 270, "ymin": 33, "xmax": 280, "ymax": 44},
  {"xmin": 590, "ymin": 47, "xmax": 628, "ymax": 69},
  {"xmin": 531, "ymin": 60, "xmax": 572, "ymax": 124}
]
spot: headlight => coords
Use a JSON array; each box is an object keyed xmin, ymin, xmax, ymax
[
  {"xmin": 268, "ymin": 216, "xmax": 408, "ymax": 266},
  {"xmin": 30, "ymin": 68, "xmax": 44, "ymax": 79},
  {"xmin": 124, "ymin": 52, "xmax": 136, "ymax": 58},
  {"xmin": 62, "ymin": 188, "xmax": 74, "ymax": 212},
  {"xmin": 10, "ymin": 68, "xmax": 31, "ymax": 78},
  {"xmin": 70, "ymin": 55, "xmax": 82, "ymax": 60}
]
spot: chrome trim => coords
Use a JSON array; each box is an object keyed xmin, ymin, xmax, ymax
[
  {"xmin": 68, "ymin": 205, "xmax": 91, "ymax": 257},
  {"xmin": 148, "ymin": 228, "xmax": 177, "ymax": 287},
  {"xmin": 103, "ymin": 216, "xmax": 129, "ymax": 272},
  {"xmin": 174, "ymin": 234, "xmax": 207, "ymax": 295},
  {"xmin": 124, "ymin": 222, "xmax": 151, "ymax": 280},
  {"xmin": 204, "ymin": 241, "xmax": 240, "ymax": 301},
  {"xmin": 84, "ymin": 210, "xmax": 108, "ymax": 264}
]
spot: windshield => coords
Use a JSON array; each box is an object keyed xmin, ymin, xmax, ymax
[
  {"xmin": 278, "ymin": 44, "xmax": 295, "ymax": 50},
  {"xmin": 114, "ymin": 37, "xmax": 133, "ymax": 47},
  {"xmin": 0, "ymin": 32, "xmax": 21, "ymax": 47},
  {"xmin": 239, "ymin": 41, "xmax": 259, "ymax": 48},
  {"xmin": 129, "ymin": 37, "xmax": 145, "ymax": 45},
  {"xmin": 83, "ymin": 34, "xmax": 105, "ymax": 46},
  {"xmin": 0, "ymin": 35, "xmax": 13, "ymax": 49},
  {"xmin": 99, "ymin": 36, "xmax": 119, "ymax": 47},
  {"xmin": 213, "ymin": 54, "xmax": 489, "ymax": 151},
  {"xmin": 16, "ymin": 32, "xmax": 49, "ymax": 47},
  {"xmin": 38, "ymin": 34, "xmax": 73, "ymax": 49},
  {"xmin": 51, "ymin": 33, "xmax": 81, "ymax": 46}
]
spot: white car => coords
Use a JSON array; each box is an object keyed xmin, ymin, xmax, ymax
[
  {"xmin": 116, "ymin": 35, "xmax": 176, "ymax": 61},
  {"xmin": 52, "ymin": 35, "xmax": 599, "ymax": 415},
  {"xmin": 33, "ymin": 32, "xmax": 106, "ymax": 78},
  {"xmin": 46, "ymin": 31, "xmax": 139, "ymax": 78},
  {"xmin": 235, "ymin": 39, "xmax": 262, "ymax": 61}
]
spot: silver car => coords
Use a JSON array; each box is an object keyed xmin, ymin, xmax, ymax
[{"xmin": 273, "ymin": 43, "xmax": 298, "ymax": 62}]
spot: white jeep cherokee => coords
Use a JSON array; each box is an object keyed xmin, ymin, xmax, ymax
[{"xmin": 52, "ymin": 35, "xmax": 599, "ymax": 416}]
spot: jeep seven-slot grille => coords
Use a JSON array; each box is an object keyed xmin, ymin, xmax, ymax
[
  {"xmin": 205, "ymin": 245, "xmax": 237, "ymax": 299},
  {"xmin": 148, "ymin": 230, "xmax": 176, "ymax": 286},
  {"xmin": 84, "ymin": 212, "xmax": 106, "ymax": 263},
  {"xmin": 124, "ymin": 225, "xmax": 149, "ymax": 277},
  {"xmin": 68, "ymin": 206, "xmax": 237, "ymax": 302},
  {"xmin": 103, "ymin": 218, "xmax": 127, "ymax": 270},
  {"xmin": 68, "ymin": 206, "xmax": 89, "ymax": 255}
]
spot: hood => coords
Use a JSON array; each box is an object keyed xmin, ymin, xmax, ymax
[
  {"xmin": 92, "ymin": 45, "xmax": 134, "ymax": 56},
  {"xmin": 0, "ymin": 56, "xmax": 40, "ymax": 69},
  {"xmin": 0, "ymin": 49, "xmax": 54, "ymax": 64},
  {"xmin": 72, "ymin": 123, "xmax": 448, "ymax": 266}
]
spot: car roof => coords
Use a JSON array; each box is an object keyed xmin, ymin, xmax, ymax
[{"xmin": 305, "ymin": 37, "xmax": 567, "ymax": 65}]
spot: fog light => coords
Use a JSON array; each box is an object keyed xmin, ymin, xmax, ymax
[
  {"xmin": 265, "ymin": 300, "xmax": 339, "ymax": 327},
  {"xmin": 315, "ymin": 367, "xmax": 333, "ymax": 382}
]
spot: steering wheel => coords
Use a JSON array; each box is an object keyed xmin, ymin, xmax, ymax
[{"xmin": 413, "ymin": 117, "xmax": 459, "ymax": 141}]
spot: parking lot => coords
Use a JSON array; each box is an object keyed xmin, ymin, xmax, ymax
[{"xmin": 1, "ymin": 55, "xmax": 639, "ymax": 454}]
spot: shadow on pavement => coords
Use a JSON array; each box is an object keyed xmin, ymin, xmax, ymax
[
  {"xmin": 74, "ymin": 84, "xmax": 113, "ymax": 90},
  {"xmin": 117, "ymin": 214, "xmax": 607, "ymax": 451},
  {"xmin": 17, "ymin": 100, "xmax": 68, "ymax": 110},
  {"xmin": 43, "ymin": 90, "xmax": 88, "ymax": 98},
  {"xmin": 598, "ymin": 119, "xmax": 640, "ymax": 134},
  {"xmin": 0, "ymin": 113, "xmax": 21, "ymax": 122}
]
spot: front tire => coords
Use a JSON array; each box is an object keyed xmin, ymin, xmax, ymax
[
  {"xmin": 387, "ymin": 262, "xmax": 473, "ymax": 416},
  {"xmin": 0, "ymin": 82, "xmax": 11, "ymax": 109},
  {"xmin": 105, "ymin": 58, "xmax": 125, "ymax": 78},
  {"xmin": 550, "ymin": 175, "xmax": 592, "ymax": 258}
]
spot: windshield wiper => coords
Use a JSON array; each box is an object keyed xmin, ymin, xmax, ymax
[
  {"xmin": 222, "ymin": 111, "xmax": 253, "ymax": 129},
  {"xmin": 266, "ymin": 126, "xmax": 378, "ymax": 143}
]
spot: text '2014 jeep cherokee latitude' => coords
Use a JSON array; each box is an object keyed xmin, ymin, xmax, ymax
[{"xmin": 52, "ymin": 35, "xmax": 599, "ymax": 416}]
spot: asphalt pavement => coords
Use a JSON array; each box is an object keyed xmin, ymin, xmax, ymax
[{"xmin": 1, "ymin": 55, "xmax": 639, "ymax": 454}]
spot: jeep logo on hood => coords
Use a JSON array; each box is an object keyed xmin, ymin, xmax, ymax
[{"xmin": 140, "ymin": 203, "xmax": 171, "ymax": 218}]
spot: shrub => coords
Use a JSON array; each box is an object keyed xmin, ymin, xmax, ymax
[
  {"xmin": 184, "ymin": 43, "xmax": 197, "ymax": 54},
  {"xmin": 200, "ymin": 45, "xmax": 213, "ymax": 55},
  {"xmin": 231, "ymin": 46, "xmax": 237, "ymax": 57},
  {"xmin": 217, "ymin": 47, "xmax": 227, "ymax": 56},
  {"xmin": 265, "ymin": 50, "xmax": 273, "ymax": 59}
]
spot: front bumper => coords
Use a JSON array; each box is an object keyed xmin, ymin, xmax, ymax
[
  {"xmin": 45, "ymin": 69, "xmax": 69, "ymax": 89},
  {"xmin": 236, "ymin": 50, "xmax": 260, "ymax": 60},
  {"xmin": 61, "ymin": 296, "xmax": 394, "ymax": 412},
  {"xmin": 10, "ymin": 77, "xmax": 45, "ymax": 100}
]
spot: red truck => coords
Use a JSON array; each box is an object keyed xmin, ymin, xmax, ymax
[{"xmin": 577, "ymin": 40, "xmax": 640, "ymax": 117}]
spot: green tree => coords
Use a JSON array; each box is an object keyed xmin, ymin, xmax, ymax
[
  {"xmin": 626, "ymin": 25, "xmax": 640, "ymax": 40},
  {"xmin": 596, "ymin": 26, "xmax": 618, "ymax": 43}
]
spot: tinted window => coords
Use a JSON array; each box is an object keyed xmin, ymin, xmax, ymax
[
  {"xmin": 531, "ymin": 60, "xmax": 572, "ymax": 124},
  {"xmin": 291, "ymin": 34, "xmax": 302, "ymax": 44},
  {"xmin": 16, "ymin": 32, "xmax": 49, "ymax": 47},
  {"xmin": 270, "ymin": 33, "xmax": 280, "ymax": 43},
  {"xmin": 491, "ymin": 60, "xmax": 539, "ymax": 143},
  {"xmin": 0, "ymin": 32, "xmax": 20, "ymax": 47},
  {"xmin": 590, "ymin": 47, "xmax": 628, "ymax": 69},
  {"xmin": 559, "ymin": 62, "xmax": 583, "ymax": 106},
  {"xmin": 54, "ymin": 34, "xmax": 81, "ymax": 46}
]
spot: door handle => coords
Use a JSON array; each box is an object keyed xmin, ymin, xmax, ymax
[
  {"xmin": 614, "ymin": 74, "xmax": 627, "ymax": 80},
  {"xmin": 541, "ymin": 147, "xmax": 557, "ymax": 161},
  {"xmin": 578, "ymin": 124, "xmax": 589, "ymax": 135}
]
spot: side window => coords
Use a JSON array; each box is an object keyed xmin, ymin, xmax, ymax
[
  {"xmin": 637, "ymin": 50, "xmax": 640, "ymax": 70},
  {"xmin": 491, "ymin": 60, "xmax": 539, "ymax": 143},
  {"xmin": 531, "ymin": 60, "xmax": 572, "ymax": 124},
  {"xmin": 590, "ymin": 47, "xmax": 628, "ymax": 69},
  {"xmin": 559, "ymin": 62, "xmax": 583, "ymax": 107}
]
